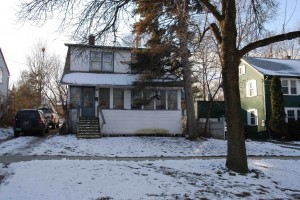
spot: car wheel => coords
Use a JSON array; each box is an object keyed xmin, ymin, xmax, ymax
[{"xmin": 14, "ymin": 131, "xmax": 20, "ymax": 138}]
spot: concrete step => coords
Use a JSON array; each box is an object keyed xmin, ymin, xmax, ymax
[{"xmin": 78, "ymin": 117, "xmax": 101, "ymax": 138}]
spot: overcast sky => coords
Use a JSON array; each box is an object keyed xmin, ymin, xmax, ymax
[{"xmin": 0, "ymin": 0, "xmax": 300, "ymax": 84}]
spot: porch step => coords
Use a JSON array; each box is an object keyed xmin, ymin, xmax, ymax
[{"xmin": 77, "ymin": 117, "xmax": 101, "ymax": 138}]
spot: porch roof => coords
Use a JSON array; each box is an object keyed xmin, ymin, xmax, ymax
[
  {"xmin": 61, "ymin": 72, "xmax": 183, "ymax": 87},
  {"xmin": 61, "ymin": 72, "xmax": 138, "ymax": 86}
]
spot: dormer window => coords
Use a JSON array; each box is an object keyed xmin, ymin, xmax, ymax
[{"xmin": 90, "ymin": 51, "xmax": 113, "ymax": 72}]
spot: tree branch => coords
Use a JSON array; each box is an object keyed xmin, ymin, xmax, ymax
[
  {"xmin": 239, "ymin": 31, "xmax": 300, "ymax": 56},
  {"xmin": 209, "ymin": 23, "xmax": 222, "ymax": 44},
  {"xmin": 200, "ymin": 0, "xmax": 223, "ymax": 22}
]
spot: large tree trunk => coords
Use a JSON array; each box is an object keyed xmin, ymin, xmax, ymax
[
  {"xmin": 179, "ymin": 0, "xmax": 198, "ymax": 140},
  {"xmin": 221, "ymin": 0, "xmax": 248, "ymax": 173}
]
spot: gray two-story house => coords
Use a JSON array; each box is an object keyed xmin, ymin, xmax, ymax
[
  {"xmin": 239, "ymin": 57, "xmax": 300, "ymax": 139},
  {"xmin": 61, "ymin": 36, "xmax": 183, "ymax": 137},
  {"xmin": 0, "ymin": 48, "xmax": 10, "ymax": 118}
]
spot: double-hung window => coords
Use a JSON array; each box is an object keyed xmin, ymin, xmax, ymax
[
  {"xmin": 131, "ymin": 90, "xmax": 142, "ymax": 110},
  {"xmin": 247, "ymin": 109, "xmax": 258, "ymax": 126},
  {"xmin": 113, "ymin": 89, "xmax": 124, "ymax": 109},
  {"xmin": 281, "ymin": 79, "xmax": 298, "ymax": 95},
  {"xmin": 246, "ymin": 80, "xmax": 257, "ymax": 97},
  {"xmin": 167, "ymin": 90, "xmax": 178, "ymax": 110},
  {"xmin": 285, "ymin": 108, "xmax": 300, "ymax": 122},
  {"xmin": 90, "ymin": 51, "xmax": 113, "ymax": 72}
]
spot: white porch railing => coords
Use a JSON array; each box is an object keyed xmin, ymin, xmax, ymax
[{"xmin": 97, "ymin": 106, "xmax": 106, "ymax": 130}]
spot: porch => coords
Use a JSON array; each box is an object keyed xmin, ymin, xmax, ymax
[{"xmin": 70, "ymin": 108, "xmax": 183, "ymax": 136}]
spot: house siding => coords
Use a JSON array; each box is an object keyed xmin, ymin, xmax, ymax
[
  {"xmin": 239, "ymin": 62, "xmax": 268, "ymax": 139},
  {"xmin": 0, "ymin": 53, "xmax": 9, "ymax": 98},
  {"xmin": 101, "ymin": 110, "xmax": 182, "ymax": 134}
]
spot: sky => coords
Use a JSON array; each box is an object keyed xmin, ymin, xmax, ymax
[{"xmin": 0, "ymin": 0, "xmax": 300, "ymax": 84}]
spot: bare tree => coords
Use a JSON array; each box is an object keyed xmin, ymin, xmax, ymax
[
  {"xmin": 200, "ymin": 0, "xmax": 300, "ymax": 173},
  {"xmin": 17, "ymin": 0, "xmax": 300, "ymax": 173},
  {"xmin": 18, "ymin": 0, "xmax": 134, "ymax": 45},
  {"xmin": 192, "ymin": 34, "xmax": 223, "ymax": 136}
]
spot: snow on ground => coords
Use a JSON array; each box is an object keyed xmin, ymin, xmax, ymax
[
  {"xmin": 0, "ymin": 128, "xmax": 300, "ymax": 199},
  {"xmin": 0, "ymin": 128, "xmax": 13, "ymax": 140},
  {"xmin": 0, "ymin": 159, "xmax": 299, "ymax": 199},
  {"xmin": 0, "ymin": 134, "xmax": 299, "ymax": 157}
]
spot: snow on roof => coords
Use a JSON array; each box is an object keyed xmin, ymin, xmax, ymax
[
  {"xmin": 242, "ymin": 57, "xmax": 300, "ymax": 77},
  {"xmin": 61, "ymin": 72, "xmax": 183, "ymax": 87},
  {"xmin": 61, "ymin": 72, "xmax": 138, "ymax": 86}
]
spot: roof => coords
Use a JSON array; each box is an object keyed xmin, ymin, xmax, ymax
[
  {"xmin": 65, "ymin": 43, "xmax": 134, "ymax": 51},
  {"xmin": 61, "ymin": 72, "xmax": 138, "ymax": 86},
  {"xmin": 0, "ymin": 48, "xmax": 10, "ymax": 76},
  {"xmin": 242, "ymin": 57, "xmax": 300, "ymax": 77},
  {"xmin": 61, "ymin": 72, "xmax": 183, "ymax": 87}
]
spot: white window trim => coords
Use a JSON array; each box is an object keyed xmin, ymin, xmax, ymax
[
  {"xmin": 247, "ymin": 109, "xmax": 258, "ymax": 126},
  {"xmin": 239, "ymin": 65, "xmax": 246, "ymax": 75},
  {"xmin": 90, "ymin": 51, "xmax": 114, "ymax": 72},
  {"xmin": 281, "ymin": 78, "xmax": 299, "ymax": 95},
  {"xmin": 246, "ymin": 80, "xmax": 257, "ymax": 97},
  {"xmin": 284, "ymin": 107, "xmax": 300, "ymax": 122}
]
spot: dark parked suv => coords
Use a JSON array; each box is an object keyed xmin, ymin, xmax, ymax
[{"xmin": 13, "ymin": 109, "xmax": 49, "ymax": 137}]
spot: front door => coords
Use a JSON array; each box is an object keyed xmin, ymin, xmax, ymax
[{"xmin": 81, "ymin": 87, "xmax": 95, "ymax": 117}]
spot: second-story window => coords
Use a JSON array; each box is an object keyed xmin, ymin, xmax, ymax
[
  {"xmin": 281, "ymin": 79, "xmax": 298, "ymax": 95},
  {"xmin": 246, "ymin": 80, "xmax": 257, "ymax": 97},
  {"xmin": 90, "ymin": 51, "xmax": 113, "ymax": 72}
]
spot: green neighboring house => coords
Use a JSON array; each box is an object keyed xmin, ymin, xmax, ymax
[{"xmin": 239, "ymin": 57, "xmax": 300, "ymax": 139}]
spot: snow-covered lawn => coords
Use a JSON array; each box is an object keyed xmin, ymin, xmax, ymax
[{"xmin": 0, "ymin": 128, "xmax": 300, "ymax": 199}]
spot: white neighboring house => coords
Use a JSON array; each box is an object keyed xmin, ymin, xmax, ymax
[
  {"xmin": 61, "ymin": 37, "xmax": 183, "ymax": 136},
  {"xmin": 0, "ymin": 48, "xmax": 10, "ymax": 118}
]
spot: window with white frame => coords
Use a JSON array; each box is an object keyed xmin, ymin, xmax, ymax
[
  {"xmin": 246, "ymin": 80, "xmax": 257, "ymax": 97},
  {"xmin": 281, "ymin": 79, "xmax": 298, "ymax": 95},
  {"xmin": 90, "ymin": 51, "xmax": 113, "ymax": 72},
  {"xmin": 285, "ymin": 108, "xmax": 300, "ymax": 122},
  {"xmin": 167, "ymin": 90, "xmax": 178, "ymax": 110},
  {"xmin": 239, "ymin": 65, "xmax": 246, "ymax": 75},
  {"xmin": 113, "ymin": 88, "xmax": 124, "ymax": 109},
  {"xmin": 0, "ymin": 68, "xmax": 2, "ymax": 83},
  {"xmin": 131, "ymin": 89, "xmax": 142, "ymax": 110},
  {"xmin": 156, "ymin": 90, "xmax": 166, "ymax": 110},
  {"xmin": 247, "ymin": 109, "xmax": 258, "ymax": 126},
  {"xmin": 143, "ymin": 90, "xmax": 154, "ymax": 110},
  {"xmin": 131, "ymin": 89, "xmax": 177, "ymax": 110}
]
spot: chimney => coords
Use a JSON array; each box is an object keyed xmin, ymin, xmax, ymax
[{"xmin": 89, "ymin": 34, "xmax": 95, "ymax": 45}]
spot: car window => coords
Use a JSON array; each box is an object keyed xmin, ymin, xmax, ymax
[{"xmin": 16, "ymin": 111, "xmax": 39, "ymax": 119}]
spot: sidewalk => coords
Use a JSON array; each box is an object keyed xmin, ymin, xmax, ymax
[{"xmin": 1, "ymin": 154, "xmax": 300, "ymax": 164}]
